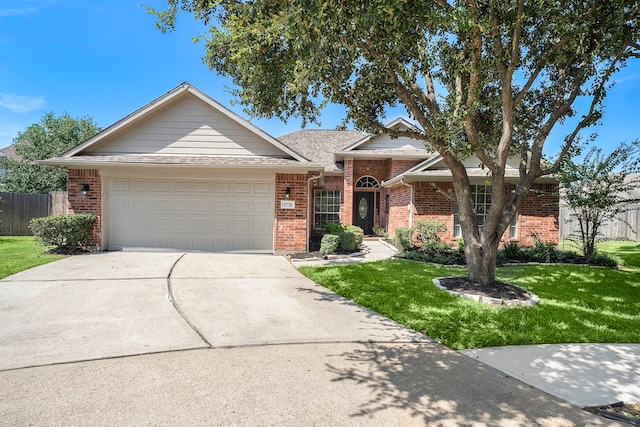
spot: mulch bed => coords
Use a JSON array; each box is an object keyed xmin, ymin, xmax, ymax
[
  {"xmin": 438, "ymin": 276, "xmax": 532, "ymax": 301},
  {"xmin": 584, "ymin": 403, "xmax": 640, "ymax": 425}
]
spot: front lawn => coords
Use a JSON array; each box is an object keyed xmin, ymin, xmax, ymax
[
  {"xmin": 0, "ymin": 236, "xmax": 65, "ymax": 279},
  {"xmin": 299, "ymin": 243, "xmax": 640, "ymax": 350}
]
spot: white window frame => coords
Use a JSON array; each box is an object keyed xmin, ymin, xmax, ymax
[
  {"xmin": 355, "ymin": 176, "xmax": 380, "ymax": 188},
  {"xmin": 314, "ymin": 189, "xmax": 341, "ymax": 230},
  {"xmin": 454, "ymin": 184, "xmax": 517, "ymax": 238}
]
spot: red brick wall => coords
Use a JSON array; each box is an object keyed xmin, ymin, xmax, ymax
[
  {"xmin": 413, "ymin": 182, "xmax": 456, "ymax": 242},
  {"xmin": 388, "ymin": 159, "xmax": 423, "ymax": 177},
  {"xmin": 518, "ymin": 183, "xmax": 559, "ymax": 245},
  {"xmin": 67, "ymin": 169, "xmax": 102, "ymax": 248},
  {"xmin": 274, "ymin": 173, "xmax": 308, "ymax": 252},
  {"xmin": 343, "ymin": 160, "xmax": 354, "ymax": 227},
  {"xmin": 388, "ymin": 181, "xmax": 559, "ymax": 246}
]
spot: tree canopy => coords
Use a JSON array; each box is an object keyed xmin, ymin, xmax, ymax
[
  {"xmin": 149, "ymin": 0, "xmax": 640, "ymax": 284},
  {"xmin": 0, "ymin": 112, "xmax": 101, "ymax": 194}
]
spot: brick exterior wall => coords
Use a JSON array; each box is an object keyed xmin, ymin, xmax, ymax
[
  {"xmin": 67, "ymin": 169, "xmax": 102, "ymax": 248},
  {"xmin": 388, "ymin": 181, "xmax": 559, "ymax": 246},
  {"xmin": 518, "ymin": 183, "xmax": 559, "ymax": 244},
  {"xmin": 343, "ymin": 159, "xmax": 354, "ymax": 227},
  {"xmin": 274, "ymin": 173, "xmax": 308, "ymax": 252}
]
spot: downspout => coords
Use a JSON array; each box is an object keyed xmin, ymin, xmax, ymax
[
  {"xmin": 400, "ymin": 179, "xmax": 414, "ymax": 228},
  {"xmin": 306, "ymin": 169, "xmax": 324, "ymax": 252}
]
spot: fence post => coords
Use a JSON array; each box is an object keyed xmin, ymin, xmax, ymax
[{"xmin": 50, "ymin": 191, "xmax": 68, "ymax": 216}]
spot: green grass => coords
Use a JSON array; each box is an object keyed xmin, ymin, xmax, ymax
[
  {"xmin": 559, "ymin": 240, "xmax": 640, "ymax": 269},
  {"xmin": 300, "ymin": 242, "xmax": 640, "ymax": 350},
  {"xmin": 0, "ymin": 236, "xmax": 65, "ymax": 279}
]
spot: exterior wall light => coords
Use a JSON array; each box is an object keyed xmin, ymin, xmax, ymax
[
  {"xmin": 285, "ymin": 186, "xmax": 291, "ymax": 199},
  {"xmin": 81, "ymin": 183, "xmax": 90, "ymax": 196}
]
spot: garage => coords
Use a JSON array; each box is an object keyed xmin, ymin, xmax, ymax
[
  {"xmin": 43, "ymin": 83, "xmax": 318, "ymax": 253},
  {"xmin": 107, "ymin": 176, "xmax": 275, "ymax": 252}
]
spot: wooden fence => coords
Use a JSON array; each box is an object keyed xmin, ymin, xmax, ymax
[
  {"xmin": 0, "ymin": 192, "xmax": 68, "ymax": 236},
  {"xmin": 559, "ymin": 205, "xmax": 640, "ymax": 242}
]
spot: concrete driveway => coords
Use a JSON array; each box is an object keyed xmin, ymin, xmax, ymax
[
  {"xmin": 0, "ymin": 253, "xmax": 613, "ymax": 426},
  {"xmin": 0, "ymin": 252, "xmax": 426, "ymax": 370}
]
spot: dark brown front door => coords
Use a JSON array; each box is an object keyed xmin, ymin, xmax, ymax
[{"xmin": 353, "ymin": 192, "xmax": 374, "ymax": 235}]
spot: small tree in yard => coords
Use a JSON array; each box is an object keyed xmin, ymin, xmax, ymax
[
  {"xmin": 149, "ymin": 0, "xmax": 640, "ymax": 285},
  {"xmin": 560, "ymin": 141, "xmax": 640, "ymax": 260}
]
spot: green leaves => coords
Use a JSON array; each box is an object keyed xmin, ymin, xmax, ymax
[{"xmin": 0, "ymin": 112, "xmax": 101, "ymax": 193}]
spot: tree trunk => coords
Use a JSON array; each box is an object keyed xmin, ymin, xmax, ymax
[{"xmin": 465, "ymin": 237, "xmax": 500, "ymax": 285}]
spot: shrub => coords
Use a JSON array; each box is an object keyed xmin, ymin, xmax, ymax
[
  {"xmin": 500, "ymin": 241, "xmax": 530, "ymax": 262},
  {"xmin": 457, "ymin": 238, "xmax": 465, "ymax": 254},
  {"xmin": 414, "ymin": 219, "xmax": 446, "ymax": 245},
  {"xmin": 324, "ymin": 222, "xmax": 345, "ymax": 235},
  {"xmin": 338, "ymin": 231, "xmax": 358, "ymax": 252},
  {"xmin": 530, "ymin": 238, "xmax": 560, "ymax": 263},
  {"xmin": 344, "ymin": 225, "xmax": 364, "ymax": 248},
  {"xmin": 394, "ymin": 227, "xmax": 415, "ymax": 250},
  {"xmin": 319, "ymin": 234, "xmax": 340, "ymax": 255},
  {"xmin": 372, "ymin": 224, "xmax": 388, "ymax": 238},
  {"xmin": 589, "ymin": 252, "xmax": 618, "ymax": 268},
  {"xmin": 29, "ymin": 214, "xmax": 97, "ymax": 251}
]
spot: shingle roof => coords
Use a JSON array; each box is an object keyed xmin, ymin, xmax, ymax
[
  {"xmin": 278, "ymin": 130, "xmax": 367, "ymax": 172},
  {"xmin": 43, "ymin": 154, "xmax": 318, "ymax": 169},
  {"xmin": 0, "ymin": 144, "xmax": 21, "ymax": 161}
]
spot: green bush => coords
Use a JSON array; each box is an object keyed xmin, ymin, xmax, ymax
[
  {"xmin": 589, "ymin": 252, "xmax": 618, "ymax": 268},
  {"xmin": 319, "ymin": 234, "xmax": 340, "ymax": 255},
  {"xmin": 414, "ymin": 219, "xmax": 446, "ymax": 245},
  {"xmin": 29, "ymin": 214, "xmax": 97, "ymax": 251},
  {"xmin": 530, "ymin": 238, "xmax": 560, "ymax": 263},
  {"xmin": 324, "ymin": 222, "xmax": 345, "ymax": 235},
  {"xmin": 372, "ymin": 224, "xmax": 388, "ymax": 238},
  {"xmin": 344, "ymin": 225, "xmax": 364, "ymax": 248},
  {"xmin": 500, "ymin": 241, "xmax": 530, "ymax": 262},
  {"xmin": 338, "ymin": 232, "xmax": 358, "ymax": 252},
  {"xmin": 394, "ymin": 227, "xmax": 415, "ymax": 250}
]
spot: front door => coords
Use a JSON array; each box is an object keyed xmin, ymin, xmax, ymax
[{"xmin": 353, "ymin": 192, "xmax": 374, "ymax": 235}]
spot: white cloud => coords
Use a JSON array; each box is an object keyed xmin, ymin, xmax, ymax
[
  {"xmin": 0, "ymin": 94, "xmax": 45, "ymax": 113},
  {"xmin": 614, "ymin": 73, "xmax": 640, "ymax": 85},
  {"xmin": 0, "ymin": 0, "xmax": 59, "ymax": 17},
  {"xmin": 0, "ymin": 7, "xmax": 36, "ymax": 17}
]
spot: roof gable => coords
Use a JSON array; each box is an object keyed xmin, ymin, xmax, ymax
[
  {"xmin": 341, "ymin": 118, "xmax": 429, "ymax": 154},
  {"xmin": 63, "ymin": 83, "xmax": 308, "ymax": 162}
]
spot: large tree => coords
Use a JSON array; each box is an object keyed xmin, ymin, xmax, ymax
[
  {"xmin": 0, "ymin": 112, "xmax": 101, "ymax": 193},
  {"xmin": 149, "ymin": 0, "xmax": 640, "ymax": 285}
]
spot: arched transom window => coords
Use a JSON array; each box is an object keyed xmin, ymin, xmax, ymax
[{"xmin": 355, "ymin": 176, "xmax": 380, "ymax": 188}]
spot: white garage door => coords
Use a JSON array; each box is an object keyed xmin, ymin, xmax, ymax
[{"xmin": 107, "ymin": 177, "xmax": 274, "ymax": 252}]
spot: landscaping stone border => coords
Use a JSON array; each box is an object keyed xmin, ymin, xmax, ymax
[
  {"xmin": 433, "ymin": 276, "xmax": 539, "ymax": 307},
  {"xmin": 289, "ymin": 246, "xmax": 370, "ymax": 263}
]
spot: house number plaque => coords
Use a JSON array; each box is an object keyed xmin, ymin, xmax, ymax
[{"xmin": 280, "ymin": 200, "xmax": 296, "ymax": 209}]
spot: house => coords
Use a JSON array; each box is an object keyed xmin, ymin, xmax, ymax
[
  {"xmin": 43, "ymin": 83, "xmax": 559, "ymax": 253},
  {"xmin": 0, "ymin": 144, "xmax": 21, "ymax": 181}
]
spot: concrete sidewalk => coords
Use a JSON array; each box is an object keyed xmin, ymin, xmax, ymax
[
  {"xmin": 462, "ymin": 344, "xmax": 640, "ymax": 408},
  {"xmin": 291, "ymin": 238, "xmax": 398, "ymax": 267}
]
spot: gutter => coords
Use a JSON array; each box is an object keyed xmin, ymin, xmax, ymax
[
  {"xmin": 400, "ymin": 179, "xmax": 414, "ymax": 228},
  {"xmin": 306, "ymin": 169, "xmax": 324, "ymax": 251}
]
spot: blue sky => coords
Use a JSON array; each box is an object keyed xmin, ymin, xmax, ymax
[{"xmin": 1, "ymin": 0, "xmax": 639, "ymax": 158}]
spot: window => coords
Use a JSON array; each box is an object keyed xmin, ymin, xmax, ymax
[
  {"xmin": 509, "ymin": 212, "xmax": 518, "ymax": 239},
  {"xmin": 355, "ymin": 176, "xmax": 379, "ymax": 188},
  {"xmin": 454, "ymin": 184, "xmax": 517, "ymax": 238},
  {"xmin": 314, "ymin": 190, "xmax": 341, "ymax": 230}
]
